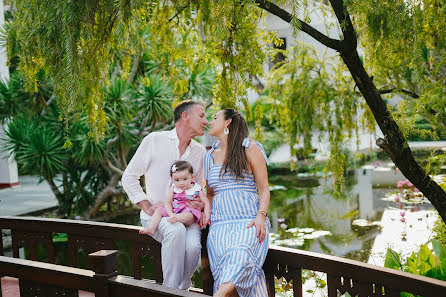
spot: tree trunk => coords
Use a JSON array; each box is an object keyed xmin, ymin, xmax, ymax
[
  {"xmin": 256, "ymin": 0, "xmax": 446, "ymax": 224},
  {"xmin": 340, "ymin": 50, "xmax": 446, "ymax": 223},
  {"xmin": 44, "ymin": 176, "xmax": 66, "ymax": 215},
  {"xmin": 86, "ymin": 175, "xmax": 125, "ymax": 219}
]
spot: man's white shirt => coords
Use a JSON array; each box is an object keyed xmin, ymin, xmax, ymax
[{"xmin": 122, "ymin": 128, "xmax": 206, "ymax": 221}]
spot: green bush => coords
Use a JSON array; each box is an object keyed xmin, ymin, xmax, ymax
[
  {"xmin": 434, "ymin": 216, "xmax": 446, "ymax": 246},
  {"xmin": 384, "ymin": 240, "xmax": 446, "ymax": 296}
]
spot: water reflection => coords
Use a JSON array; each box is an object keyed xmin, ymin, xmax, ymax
[{"xmin": 268, "ymin": 168, "xmax": 434, "ymax": 263}]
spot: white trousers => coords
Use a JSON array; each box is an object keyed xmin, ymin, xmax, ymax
[{"xmin": 141, "ymin": 217, "xmax": 201, "ymax": 289}]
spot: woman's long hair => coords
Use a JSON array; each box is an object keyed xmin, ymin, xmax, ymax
[{"xmin": 220, "ymin": 108, "xmax": 249, "ymax": 179}]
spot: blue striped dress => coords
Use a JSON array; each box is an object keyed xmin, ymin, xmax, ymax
[{"xmin": 204, "ymin": 138, "xmax": 270, "ymax": 297}]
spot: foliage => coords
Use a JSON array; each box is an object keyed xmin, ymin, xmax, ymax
[
  {"xmin": 263, "ymin": 45, "xmax": 375, "ymax": 192},
  {"xmin": 347, "ymin": 0, "xmax": 446, "ymax": 164},
  {"xmin": 0, "ymin": 71, "xmax": 53, "ymax": 124},
  {"xmin": 434, "ymin": 215, "xmax": 446, "ymax": 246},
  {"xmin": 6, "ymin": 0, "xmax": 276, "ymax": 139},
  {"xmin": 4, "ymin": 0, "xmax": 446, "ymax": 218},
  {"xmin": 1, "ymin": 37, "xmax": 216, "ymax": 216},
  {"xmin": 2, "ymin": 103, "xmax": 107, "ymax": 215},
  {"xmin": 384, "ymin": 240, "xmax": 446, "ymax": 289},
  {"xmin": 433, "ymin": 178, "xmax": 446, "ymax": 245}
]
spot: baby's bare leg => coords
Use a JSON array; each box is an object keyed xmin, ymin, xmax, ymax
[
  {"xmin": 167, "ymin": 212, "xmax": 195, "ymax": 226},
  {"xmin": 140, "ymin": 210, "xmax": 163, "ymax": 235}
]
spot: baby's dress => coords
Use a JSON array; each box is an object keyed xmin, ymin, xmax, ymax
[
  {"xmin": 157, "ymin": 183, "xmax": 202, "ymax": 223},
  {"xmin": 204, "ymin": 138, "xmax": 270, "ymax": 297}
]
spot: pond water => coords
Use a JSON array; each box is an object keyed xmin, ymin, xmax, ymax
[{"xmin": 266, "ymin": 167, "xmax": 436, "ymax": 265}]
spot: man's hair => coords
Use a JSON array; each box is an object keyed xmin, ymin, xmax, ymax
[
  {"xmin": 170, "ymin": 160, "xmax": 194, "ymax": 177},
  {"xmin": 173, "ymin": 100, "xmax": 205, "ymax": 123}
]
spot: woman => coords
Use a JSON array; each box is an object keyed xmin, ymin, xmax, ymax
[{"xmin": 204, "ymin": 108, "xmax": 270, "ymax": 297}]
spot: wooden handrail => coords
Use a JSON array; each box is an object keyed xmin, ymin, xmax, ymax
[
  {"xmin": 0, "ymin": 216, "xmax": 151, "ymax": 241},
  {"xmin": 0, "ymin": 216, "xmax": 163, "ymax": 282},
  {"xmin": 0, "ymin": 255, "xmax": 95, "ymax": 290}
]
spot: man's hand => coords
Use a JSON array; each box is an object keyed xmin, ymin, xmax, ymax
[
  {"xmin": 186, "ymin": 198, "xmax": 204, "ymax": 211},
  {"xmin": 138, "ymin": 200, "xmax": 163, "ymax": 216}
]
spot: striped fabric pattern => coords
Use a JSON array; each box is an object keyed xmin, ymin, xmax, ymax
[{"xmin": 205, "ymin": 138, "xmax": 270, "ymax": 297}]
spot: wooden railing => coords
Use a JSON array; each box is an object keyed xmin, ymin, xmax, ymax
[
  {"xmin": 2, "ymin": 216, "xmax": 446, "ymax": 297},
  {"xmin": 0, "ymin": 250, "xmax": 208, "ymax": 297},
  {"xmin": 264, "ymin": 246, "xmax": 446, "ymax": 297},
  {"xmin": 0, "ymin": 216, "xmax": 162, "ymax": 282}
]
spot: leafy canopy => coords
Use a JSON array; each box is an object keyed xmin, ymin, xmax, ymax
[{"xmin": 7, "ymin": 0, "xmax": 278, "ymax": 141}]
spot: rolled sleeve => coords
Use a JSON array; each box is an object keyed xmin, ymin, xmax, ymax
[{"xmin": 122, "ymin": 134, "xmax": 152, "ymax": 205}]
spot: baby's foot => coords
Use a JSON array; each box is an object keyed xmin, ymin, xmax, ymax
[
  {"xmin": 167, "ymin": 216, "xmax": 177, "ymax": 224},
  {"xmin": 139, "ymin": 226, "xmax": 156, "ymax": 236}
]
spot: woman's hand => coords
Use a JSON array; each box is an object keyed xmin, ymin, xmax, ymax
[
  {"xmin": 200, "ymin": 211, "xmax": 210, "ymax": 229},
  {"xmin": 247, "ymin": 213, "xmax": 267, "ymax": 243}
]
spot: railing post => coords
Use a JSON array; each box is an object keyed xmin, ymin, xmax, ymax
[{"xmin": 88, "ymin": 250, "xmax": 118, "ymax": 297}]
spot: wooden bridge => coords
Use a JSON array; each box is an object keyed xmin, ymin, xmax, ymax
[{"xmin": 1, "ymin": 216, "xmax": 445, "ymax": 297}]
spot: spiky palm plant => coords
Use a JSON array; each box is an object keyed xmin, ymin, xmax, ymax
[{"xmin": 133, "ymin": 74, "xmax": 173, "ymax": 132}]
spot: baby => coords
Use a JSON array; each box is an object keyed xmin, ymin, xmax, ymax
[{"xmin": 140, "ymin": 160, "xmax": 211, "ymax": 235}]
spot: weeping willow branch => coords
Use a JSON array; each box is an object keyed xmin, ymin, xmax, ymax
[
  {"xmin": 379, "ymin": 87, "xmax": 420, "ymax": 99},
  {"xmin": 168, "ymin": 5, "xmax": 189, "ymax": 23}
]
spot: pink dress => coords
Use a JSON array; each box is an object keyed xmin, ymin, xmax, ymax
[{"xmin": 157, "ymin": 183, "xmax": 202, "ymax": 223}]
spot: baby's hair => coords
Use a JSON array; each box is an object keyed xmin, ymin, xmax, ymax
[{"xmin": 170, "ymin": 160, "xmax": 194, "ymax": 176}]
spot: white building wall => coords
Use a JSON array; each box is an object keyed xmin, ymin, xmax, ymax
[{"xmin": 0, "ymin": 0, "xmax": 19, "ymax": 188}]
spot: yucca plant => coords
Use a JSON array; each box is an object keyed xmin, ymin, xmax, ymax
[{"xmin": 132, "ymin": 73, "xmax": 174, "ymax": 132}]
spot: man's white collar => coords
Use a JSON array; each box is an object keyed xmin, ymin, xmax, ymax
[{"xmin": 168, "ymin": 128, "xmax": 178, "ymax": 140}]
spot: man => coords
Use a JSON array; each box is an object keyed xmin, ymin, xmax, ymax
[{"xmin": 122, "ymin": 100, "xmax": 208, "ymax": 289}]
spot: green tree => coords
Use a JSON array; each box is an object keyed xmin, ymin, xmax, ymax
[
  {"xmin": 4, "ymin": 0, "xmax": 446, "ymax": 223},
  {"xmin": 1, "ymin": 36, "xmax": 216, "ymax": 218},
  {"xmin": 255, "ymin": 0, "xmax": 446, "ymax": 223}
]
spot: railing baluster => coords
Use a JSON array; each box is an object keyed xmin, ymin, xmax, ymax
[
  {"xmin": 292, "ymin": 268, "xmax": 302, "ymax": 297},
  {"xmin": 11, "ymin": 230, "xmax": 19, "ymax": 259},
  {"xmin": 28, "ymin": 237, "xmax": 37, "ymax": 261},
  {"xmin": 375, "ymin": 284, "xmax": 383, "ymax": 296},
  {"xmin": 152, "ymin": 245, "xmax": 163, "ymax": 284},
  {"xmin": 131, "ymin": 243, "xmax": 142, "ymax": 280},
  {"xmin": 0, "ymin": 230, "xmax": 4, "ymax": 256},
  {"xmin": 358, "ymin": 281, "xmax": 372, "ymax": 297},
  {"xmin": 46, "ymin": 234, "xmax": 54, "ymax": 264},
  {"xmin": 327, "ymin": 274, "xmax": 338, "ymax": 297},
  {"xmin": 67, "ymin": 234, "xmax": 77, "ymax": 267},
  {"xmin": 265, "ymin": 270, "xmax": 275, "ymax": 297}
]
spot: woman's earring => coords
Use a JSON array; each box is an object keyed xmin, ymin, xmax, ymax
[{"xmin": 224, "ymin": 127, "xmax": 229, "ymax": 135}]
